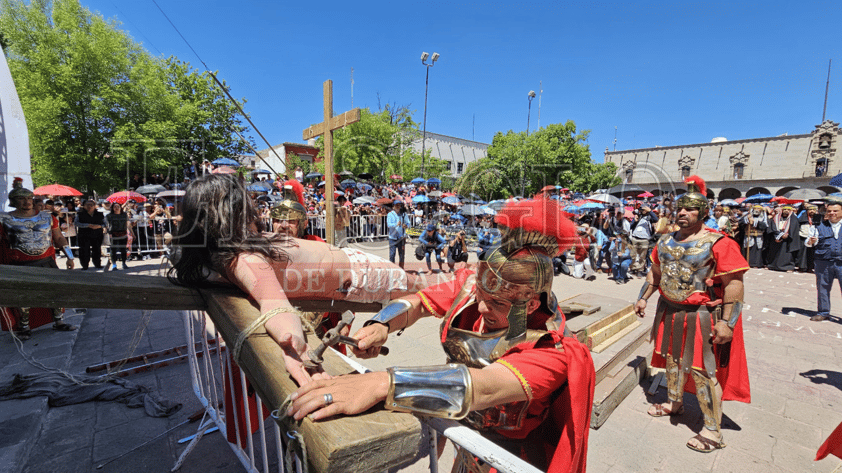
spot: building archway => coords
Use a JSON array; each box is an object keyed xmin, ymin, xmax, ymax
[
  {"xmin": 706, "ymin": 189, "xmax": 715, "ymax": 199},
  {"xmin": 649, "ymin": 189, "xmax": 662, "ymax": 196},
  {"xmin": 818, "ymin": 185, "xmax": 840, "ymax": 195},
  {"xmin": 746, "ymin": 187, "xmax": 771, "ymax": 197},
  {"xmin": 776, "ymin": 186, "xmax": 799, "ymax": 196},
  {"xmin": 718, "ymin": 188, "xmax": 741, "ymax": 200}
]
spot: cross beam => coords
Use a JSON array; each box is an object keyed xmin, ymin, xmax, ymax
[{"xmin": 302, "ymin": 80, "xmax": 361, "ymax": 245}]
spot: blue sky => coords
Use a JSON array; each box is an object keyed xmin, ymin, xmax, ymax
[{"xmin": 82, "ymin": 0, "xmax": 842, "ymax": 162}]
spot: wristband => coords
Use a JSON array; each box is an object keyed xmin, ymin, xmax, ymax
[{"xmin": 63, "ymin": 245, "xmax": 74, "ymax": 260}]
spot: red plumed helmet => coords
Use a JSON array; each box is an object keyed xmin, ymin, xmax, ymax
[
  {"xmin": 284, "ymin": 179, "xmax": 305, "ymax": 205},
  {"xmin": 684, "ymin": 175, "xmax": 707, "ymax": 197},
  {"xmin": 494, "ymin": 198, "xmax": 578, "ymax": 256}
]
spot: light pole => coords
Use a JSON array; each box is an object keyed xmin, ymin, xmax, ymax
[
  {"xmin": 420, "ymin": 51, "xmax": 439, "ymax": 179},
  {"xmin": 527, "ymin": 90, "xmax": 536, "ymax": 135},
  {"xmin": 523, "ymin": 90, "xmax": 536, "ymax": 196}
]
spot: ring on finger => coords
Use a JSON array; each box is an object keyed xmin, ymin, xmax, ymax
[{"xmin": 324, "ymin": 393, "xmax": 333, "ymax": 406}]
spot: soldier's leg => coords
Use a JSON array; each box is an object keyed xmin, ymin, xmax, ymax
[
  {"xmin": 15, "ymin": 307, "xmax": 32, "ymax": 340},
  {"xmin": 687, "ymin": 368, "xmax": 725, "ymax": 451},
  {"xmin": 51, "ymin": 307, "xmax": 77, "ymax": 331},
  {"xmin": 649, "ymin": 355, "xmax": 686, "ymax": 416}
]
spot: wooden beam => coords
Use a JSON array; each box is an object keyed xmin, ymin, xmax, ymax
[
  {"xmin": 0, "ymin": 265, "xmax": 382, "ymax": 313},
  {"xmin": 302, "ymin": 108, "xmax": 361, "ymax": 141},
  {"xmin": 199, "ymin": 289, "xmax": 423, "ymax": 473},
  {"xmin": 0, "ymin": 265, "xmax": 205, "ymax": 310}
]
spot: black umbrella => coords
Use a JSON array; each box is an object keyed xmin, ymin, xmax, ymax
[
  {"xmin": 305, "ymin": 172, "xmax": 323, "ymax": 179},
  {"xmin": 606, "ymin": 184, "xmax": 645, "ymax": 197},
  {"xmin": 357, "ymin": 172, "xmax": 374, "ymax": 180}
]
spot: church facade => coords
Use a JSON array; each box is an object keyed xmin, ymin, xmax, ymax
[{"xmin": 602, "ymin": 120, "xmax": 841, "ymax": 200}]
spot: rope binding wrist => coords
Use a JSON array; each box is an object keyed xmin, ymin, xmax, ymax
[{"xmin": 233, "ymin": 306, "xmax": 300, "ymax": 364}]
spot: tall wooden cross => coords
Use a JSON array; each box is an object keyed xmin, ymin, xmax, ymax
[{"xmin": 303, "ymin": 80, "xmax": 361, "ymax": 245}]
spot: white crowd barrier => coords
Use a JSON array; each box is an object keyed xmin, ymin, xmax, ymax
[{"xmin": 180, "ymin": 309, "xmax": 543, "ymax": 473}]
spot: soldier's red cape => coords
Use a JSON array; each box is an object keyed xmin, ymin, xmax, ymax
[{"xmin": 816, "ymin": 421, "xmax": 842, "ymax": 461}]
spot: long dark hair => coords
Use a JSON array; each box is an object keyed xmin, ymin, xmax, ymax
[{"xmin": 168, "ymin": 174, "xmax": 290, "ymax": 286}]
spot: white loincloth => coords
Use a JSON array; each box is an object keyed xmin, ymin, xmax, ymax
[{"xmin": 341, "ymin": 248, "xmax": 408, "ymax": 304}]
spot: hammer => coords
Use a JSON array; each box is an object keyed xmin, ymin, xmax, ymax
[{"xmin": 303, "ymin": 311, "xmax": 389, "ymax": 369}]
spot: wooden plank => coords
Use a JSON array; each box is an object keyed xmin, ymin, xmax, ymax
[
  {"xmin": 0, "ymin": 265, "xmax": 382, "ymax": 313},
  {"xmin": 302, "ymin": 108, "xmax": 361, "ymax": 141},
  {"xmin": 200, "ymin": 289, "xmax": 422, "ymax": 473},
  {"xmin": 0, "ymin": 265, "xmax": 205, "ymax": 310},
  {"xmin": 593, "ymin": 321, "xmax": 650, "ymax": 385},
  {"xmin": 561, "ymin": 293, "xmax": 634, "ymax": 336},
  {"xmin": 591, "ymin": 320, "xmax": 641, "ymax": 354},
  {"xmin": 587, "ymin": 311, "xmax": 636, "ymax": 350},
  {"xmin": 590, "ymin": 349, "xmax": 650, "ymax": 429}
]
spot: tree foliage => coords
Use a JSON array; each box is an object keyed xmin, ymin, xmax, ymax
[
  {"xmin": 456, "ymin": 121, "xmax": 620, "ymax": 199},
  {"xmin": 314, "ymin": 104, "xmax": 447, "ymax": 183},
  {"xmin": 0, "ymin": 0, "xmax": 252, "ymax": 193}
]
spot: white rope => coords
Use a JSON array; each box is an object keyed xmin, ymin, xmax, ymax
[
  {"xmin": 232, "ymin": 307, "xmax": 298, "ymax": 364},
  {"xmin": 1, "ymin": 307, "xmax": 152, "ymax": 386}
]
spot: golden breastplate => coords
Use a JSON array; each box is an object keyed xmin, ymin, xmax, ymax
[{"xmin": 657, "ymin": 232, "xmax": 722, "ymax": 302}]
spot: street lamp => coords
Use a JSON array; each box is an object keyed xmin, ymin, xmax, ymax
[
  {"xmin": 420, "ymin": 51, "xmax": 440, "ymax": 179},
  {"xmin": 523, "ymin": 90, "xmax": 537, "ymax": 196},
  {"xmin": 527, "ymin": 90, "xmax": 536, "ymax": 136}
]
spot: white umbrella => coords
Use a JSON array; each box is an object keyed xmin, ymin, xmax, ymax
[{"xmin": 586, "ymin": 194, "xmax": 621, "ymax": 205}]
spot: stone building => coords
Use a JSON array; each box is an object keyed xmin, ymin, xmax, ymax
[
  {"xmin": 602, "ymin": 120, "xmax": 841, "ymax": 200},
  {"xmin": 408, "ymin": 132, "xmax": 488, "ymax": 179}
]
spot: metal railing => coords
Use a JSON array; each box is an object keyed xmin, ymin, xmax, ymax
[{"xmin": 180, "ymin": 309, "xmax": 541, "ymax": 473}]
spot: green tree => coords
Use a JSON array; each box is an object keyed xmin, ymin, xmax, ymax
[
  {"xmin": 0, "ymin": 0, "xmax": 252, "ymax": 193},
  {"xmin": 456, "ymin": 121, "xmax": 620, "ymax": 199},
  {"xmin": 314, "ymin": 104, "xmax": 447, "ymax": 183}
]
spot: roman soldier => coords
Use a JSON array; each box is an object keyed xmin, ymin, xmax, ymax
[
  {"xmin": 288, "ymin": 198, "xmax": 596, "ymax": 473},
  {"xmin": 635, "ymin": 175, "xmax": 751, "ymax": 453},
  {"xmin": 0, "ymin": 178, "xmax": 77, "ymax": 339}
]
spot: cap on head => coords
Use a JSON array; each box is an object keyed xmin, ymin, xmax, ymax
[{"xmin": 426, "ymin": 223, "xmax": 437, "ymax": 232}]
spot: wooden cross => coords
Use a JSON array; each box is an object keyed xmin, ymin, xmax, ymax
[{"xmin": 303, "ymin": 80, "xmax": 361, "ymax": 245}]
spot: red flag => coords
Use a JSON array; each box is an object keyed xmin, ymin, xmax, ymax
[{"xmin": 816, "ymin": 421, "xmax": 842, "ymax": 461}]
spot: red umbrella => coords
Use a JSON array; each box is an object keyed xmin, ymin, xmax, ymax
[
  {"xmin": 212, "ymin": 166, "xmax": 237, "ymax": 174},
  {"xmin": 389, "ymin": 174, "xmax": 403, "ymax": 181},
  {"xmin": 539, "ymin": 185, "xmax": 557, "ymax": 193},
  {"xmin": 106, "ymin": 191, "xmax": 146, "ymax": 204},
  {"xmin": 638, "ymin": 191, "xmax": 654, "ymax": 198},
  {"xmin": 375, "ymin": 197, "xmax": 393, "ymax": 206},
  {"xmin": 33, "ymin": 184, "xmax": 83, "ymax": 196}
]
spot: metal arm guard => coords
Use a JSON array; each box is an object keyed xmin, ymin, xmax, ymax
[
  {"xmin": 638, "ymin": 280, "xmax": 651, "ymax": 301},
  {"xmin": 385, "ymin": 364, "xmax": 473, "ymax": 419},
  {"xmin": 363, "ymin": 299, "xmax": 413, "ymax": 335},
  {"xmin": 719, "ymin": 301, "xmax": 743, "ymax": 329}
]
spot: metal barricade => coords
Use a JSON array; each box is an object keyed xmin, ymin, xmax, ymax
[
  {"xmin": 181, "ymin": 309, "xmax": 293, "ymax": 473},
  {"xmin": 129, "ymin": 215, "xmax": 175, "ymax": 261},
  {"xmin": 180, "ymin": 308, "xmax": 540, "ymax": 473},
  {"xmin": 304, "ymin": 214, "xmax": 389, "ymax": 243}
]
